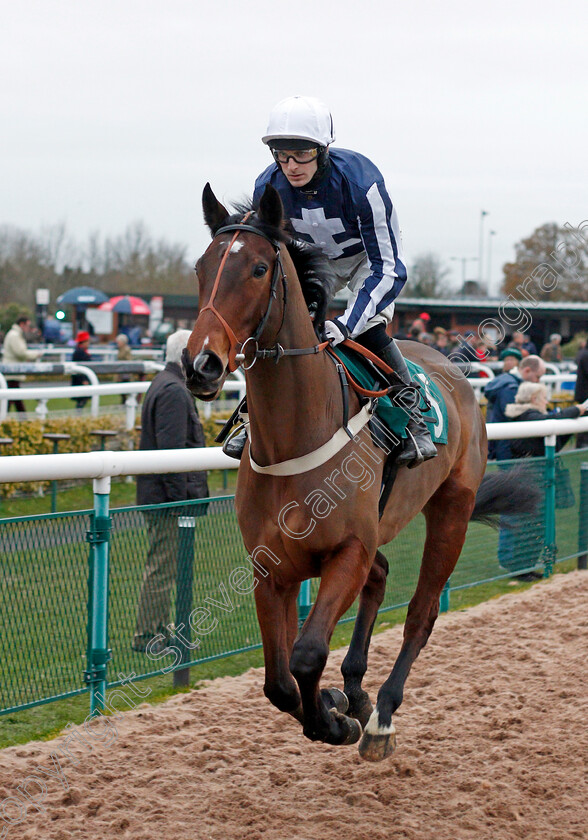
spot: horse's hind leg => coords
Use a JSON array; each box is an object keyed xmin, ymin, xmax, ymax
[
  {"xmin": 340, "ymin": 550, "xmax": 389, "ymax": 726},
  {"xmin": 289, "ymin": 536, "xmax": 371, "ymax": 746},
  {"xmin": 359, "ymin": 477, "xmax": 476, "ymax": 762},
  {"xmin": 254, "ymin": 575, "xmax": 303, "ymax": 722}
]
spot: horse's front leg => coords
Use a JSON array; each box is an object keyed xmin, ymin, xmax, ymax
[
  {"xmin": 340, "ymin": 549, "xmax": 389, "ymax": 726},
  {"xmin": 289, "ymin": 536, "xmax": 370, "ymax": 746},
  {"xmin": 253, "ymin": 574, "xmax": 304, "ymax": 721}
]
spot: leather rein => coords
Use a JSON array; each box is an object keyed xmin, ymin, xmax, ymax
[
  {"xmin": 200, "ymin": 216, "xmax": 400, "ymax": 402},
  {"xmin": 199, "ymin": 218, "xmax": 329, "ymax": 372}
]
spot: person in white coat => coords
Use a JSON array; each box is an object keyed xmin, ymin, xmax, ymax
[{"xmin": 2, "ymin": 315, "xmax": 41, "ymax": 412}]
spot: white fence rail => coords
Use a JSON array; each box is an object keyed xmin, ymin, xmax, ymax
[
  {"xmin": 0, "ymin": 382, "xmax": 151, "ymax": 427},
  {"xmin": 0, "ymin": 367, "xmax": 247, "ymax": 421},
  {"xmin": 468, "ymin": 372, "xmax": 576, "ymax": 400},
  {"xmin": 0, "ymin": 417, "xmax": 587, "ymax": 486}
]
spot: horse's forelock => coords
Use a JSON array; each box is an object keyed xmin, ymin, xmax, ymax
[{"xmin": 220, "ymin": 198, "xmax": 334, "ymax": 325}]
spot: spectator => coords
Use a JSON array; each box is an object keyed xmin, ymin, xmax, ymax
[
  {"xmin": 521, "ymin": 333, "xmax": 538, "ymax": 355},
  {"xmin": 116, "ymin": 332, "xmax": 133, "ymax": 362},
  {"xmin": 508, "ymin": 331, "xmax": 537, "ymax": 357},
  {"xmin": 474, "ymin": 339, "xmax": 494, "ymax": 370},
  {"xmin": 485, "ymin": 354, "xmax": 546, "ymax": 460},
  {"xmin": 503, "ymin": 382, "xmax": 587, "ymax": 579},
  {"xmin": 540, "ymin": 333, "xmax": 563, "ymax": 364},
  {"xmin": 505, "ymin": 382, "xmax": 586, "ymax": 455},
  {"xmin": 447, "ymin": 329, "xmax": 460, "ymax": 352},
  {"xmin": 71, "ymin": 331, "xmax": 92, "ymax": 412},
  {"xmin": 483, "ymin": 341, "xmax": 499, "ymax": 362},
  {"xmin": 418, "ymin": 331, "xmax": 435, "ymax": 347},
  {"xmin": 132, "ymin": 330, "xmax": 209, "ymax": 654},
  {"xmin": 451, "ymin": 331, "xmax": 479, "ymax": 364},
  {"xmin": 433, "ymin": 328, "xmax": 451, "ymax": 357},
  {"xmin": 1, "ymin": 315, "xmax": 41, "ymax": 413},
  {"xmin": 575, "ymin": 338, "xmax": 588, "ymax": 449},
  {"xmin": 499, "ymin": 347, "xmax": 522, "ymax": 373},
  {"xmin": 116, "ymin": 333, "xmax": 133, "ymax": 405}
]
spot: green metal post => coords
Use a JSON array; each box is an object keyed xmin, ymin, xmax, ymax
[
  {"xmin": 85, "ymin": 476, "xmax": 112, "ymax": 715},
  {"xmin": 42, "ymin": 433, "xmax": 71, "ymax": 512},
  {"xmin": 50, "ymin": 439, "xmax": 59, "ymax": 513},
  {"xmin": 298, "ymin": 579, "xmax": 312, "ymax": 627},
  {"xmin": 439, "ymin": 577, "xmax": 451, "ymax": 613},
  {"xmin": 174, "ymin": 514, "xmax": 196, "ymax": 688},
  {"xmin": 578, "ymin": 462, "xmax": 588, "ymax": 571},
  {"xmin": 542, "ymin": 436, "xmax": 557, "ymax": 578},
  {"xmin": 0, "ymin": 438, "xmax": 13, "ymax": 516}
]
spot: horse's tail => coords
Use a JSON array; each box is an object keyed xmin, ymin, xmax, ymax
[{"xmin": 470, "ymin": 464, "xmax": 541, "ymax": 528}]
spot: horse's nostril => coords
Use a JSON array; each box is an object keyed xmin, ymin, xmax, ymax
[
  {"xmin": 191, "ymin": 351, "xmax": 224, "ymax": 382},
  {"xmin": 192, "ymin": 355, "xmax": 207, "ymax": 374}
]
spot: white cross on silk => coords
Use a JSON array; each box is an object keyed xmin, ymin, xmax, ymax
[{"xmin": 290, "ymin": 208, "xmax": 361, "ymax": 258}]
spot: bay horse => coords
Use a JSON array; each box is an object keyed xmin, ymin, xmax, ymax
[{"xmin": 184, "ymin": 183, "xmax": 522, "ymax": 761}]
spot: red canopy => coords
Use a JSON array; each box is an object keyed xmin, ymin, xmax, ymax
[{"xmin": 98, "ymin": 295, "xmax": 151, "ymax": 316}]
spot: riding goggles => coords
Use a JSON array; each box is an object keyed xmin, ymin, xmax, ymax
[{"xmin": 271, "ymin": 147, "xmax": 319, "ymax": 165}]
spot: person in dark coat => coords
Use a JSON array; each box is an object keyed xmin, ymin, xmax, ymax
[
  {"xmin": 505, "ymin": 381, "xmax": 586, "ymax": 456},
  {"xmin": 502, "ymin": 381, "xmax": 586, "ymax": 578},
  {"xmin": 71, "ymin": 331, "xmax": 92, "ymax": 411},
  {"xmin": 485, "ymin": 355, "xmax": 546, "ymax": 573},
  {"xmin": 484, "ymin": 354, "xmax": 546, "ymax": 460},
  {"xmin": 132, "ymin": 330, "xmax": 209, "ymax": 653},
  {"xmin": 575, "ymin": 341, "xmax": 588, "ymax": 449}
]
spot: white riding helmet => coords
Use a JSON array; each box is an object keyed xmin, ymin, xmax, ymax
[{"xmin": 262, "ymin": 96, "xmax": 335, "ymax": 147}]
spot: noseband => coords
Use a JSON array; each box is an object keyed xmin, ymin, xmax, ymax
[{"xmin": 198, "ymin": 218, "xmax": 289, "ymax": 371}]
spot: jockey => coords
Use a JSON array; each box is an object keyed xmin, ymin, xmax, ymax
[{"xmin": 225, "ymin": 95, "xmax": 437, "ymax": 468}]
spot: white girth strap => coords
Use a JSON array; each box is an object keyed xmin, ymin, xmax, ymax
[{"xmin": 249, "ymin": 403, "xmax": 374, "ymax": 476}]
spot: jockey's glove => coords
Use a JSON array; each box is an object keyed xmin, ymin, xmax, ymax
[{"xmin": 323, "ymin": 318, "xmax": 350, "ymax": 346}]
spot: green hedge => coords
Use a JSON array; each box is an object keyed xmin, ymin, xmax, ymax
[
  {"xmin": 0, "ymin": 415, "xmax": 128, "ymax": 497},
  {"xmin": 0, "ymin": 411, "xmax": 232, "ymax": 497}
]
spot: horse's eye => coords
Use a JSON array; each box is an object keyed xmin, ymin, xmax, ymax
[{"xmin": 253, "ymin": 264, "xmax": 268, "ymax": 278}]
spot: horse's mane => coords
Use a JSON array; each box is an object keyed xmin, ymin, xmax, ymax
[{"xmin": 224, "ymin": 199, "xmax": 335, "ymax": 334}]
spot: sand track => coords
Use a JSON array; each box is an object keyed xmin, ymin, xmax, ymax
[{"xmin": 1, "ymin": 571, "xmax": 586, "ymax": 840}]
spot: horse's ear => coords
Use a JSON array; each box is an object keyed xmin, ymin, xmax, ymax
[
  {"xmin": 202, "ymin": 183, "xmax": 229, "ymax": 235},
  {"xmin": 258, "ymin": 184, "xmax": 283, "ymax": 229}
]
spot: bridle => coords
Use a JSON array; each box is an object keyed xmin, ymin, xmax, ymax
[
  {"xmin": 197, "ymin": 216, "xmax": 328, "ymax": 372},
  {"xmin": 196, "ymin": 215, "xmax": 404, "ymax": 419}
]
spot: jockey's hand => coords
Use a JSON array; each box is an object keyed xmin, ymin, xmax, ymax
[{"xmin": 323, "ymin": 318, "xmax": 350, "ymax": 346}]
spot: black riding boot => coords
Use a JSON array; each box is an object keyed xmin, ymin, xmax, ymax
[
  {"xmin": 379, "ymin": 340, "xmax": 438, "ymax": 469},
  {"xmin": 220, "ymin": 398, "xmax": 248, "ymax": 460}
]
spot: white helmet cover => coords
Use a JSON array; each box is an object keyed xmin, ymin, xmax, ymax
[{"xmin": 262, "ymin": 96, "xmax": 335, "ymax": 147}]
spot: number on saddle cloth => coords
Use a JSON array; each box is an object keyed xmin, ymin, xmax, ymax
[{"xmin": 331, "ymin": 346, "xmax": 448, "ymax": 446}]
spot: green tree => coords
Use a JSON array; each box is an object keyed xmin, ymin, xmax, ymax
[
  {"xmin": 409, "ymin": 252, "xmax": 453, "ymax": 297},
  {"xmin": 0, "ymin": 225, "xmax": 58, "ymax": 307},
  {"xmin": 501, "ymin": 222, "xmax": 588, "ymax": 302},
  {"xmin": 0, "ymin": 302, "xmax": 34, "ymax": 335},
  {"xmin": 101, "ymin": 222, "xmax": 193, "ymax": 296}
]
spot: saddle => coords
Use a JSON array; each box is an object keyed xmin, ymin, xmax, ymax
[
  {"xmin": 329, "ymin": 343, "xmax": 448, "ymax": 517},
  {"xmin": 330, "ymin": 343, "xmax": 448, "ymax": 447}
]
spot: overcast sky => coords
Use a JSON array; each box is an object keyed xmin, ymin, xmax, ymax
[{"xmin": 2, "ymin": 0, "xmax": 587, "ymax": 295}]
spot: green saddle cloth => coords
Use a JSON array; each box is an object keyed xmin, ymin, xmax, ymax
[{"xmin": 332, "ymin": 346, "xmax": 448, "ymax": 445}]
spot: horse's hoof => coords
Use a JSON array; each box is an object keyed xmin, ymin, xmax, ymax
[
  {"xmin": 358, "ymin": 709, "xmax": 397, "ymax": 762},
  {"xmin": 332, "ymin": 711, "xmax": 362, "ymax": 746},
  {"xmin": 348, "ymin": 692, "xmax": 373, "ymax": 728},
  {"xmin": 321, "ymin": 687, "xmax": 349, "ymax": 715}
]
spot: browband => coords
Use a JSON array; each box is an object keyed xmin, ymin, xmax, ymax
[{"xmin": 215, "ymin": 224, "xmax": 280, "ymax": 248}]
